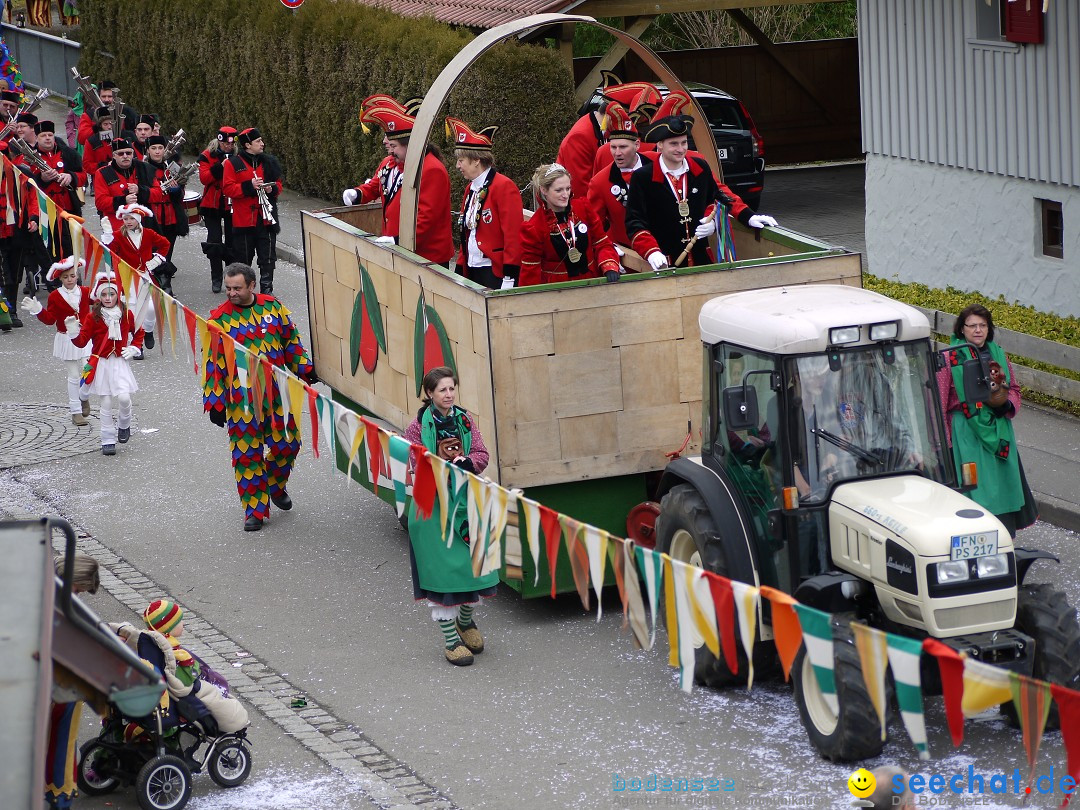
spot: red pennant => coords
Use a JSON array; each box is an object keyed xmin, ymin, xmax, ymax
[
  {"xmin": 361, "ymin": 417, "xmax": 383, "ymax": 493},
  {"xmin": 539, "ymin": 505, "xmax": 562, "ymax": 599},
  {"xmin": 306, "ymin": 385, "xmax": 320, "ymax": 458},
  {"xmin": 184, "ymin": 307, "xmax": 198, "ymax": 371},
  {"xmin": 1051, "ymin": 684, "xmax": 1080, "ymax": 808},
  {"xmin": 706, "ymin": 574, "xmax": 738, "ymax": 675},
  {"xmin": 924, "ymin": 638, "xmax": 965, "ymax": 747},
  {"xmin": 410, "ymin": 445, "xmax": 437, "ymax": 520}
]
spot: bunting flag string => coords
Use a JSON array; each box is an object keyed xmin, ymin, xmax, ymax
[
  {"xmin": 33, "ymin": 149, "xmax": 1080, "ymax": 778},
  {"xmin": 791, "ymin": 604, "xmax": 837, "ymax": 714}
]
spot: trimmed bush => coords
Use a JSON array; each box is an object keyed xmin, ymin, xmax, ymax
[{"xmin": 79, "ymin": 0, "xmax": 575, "ymax": 199}]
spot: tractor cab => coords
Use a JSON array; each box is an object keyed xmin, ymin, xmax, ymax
[{"xmin": 704, "ymin": 285, "xmax": 954, "ymax": 594}]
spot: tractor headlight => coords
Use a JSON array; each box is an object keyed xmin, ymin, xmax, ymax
[
  {"xmin": 975, "ymin": 553, "xmax": 1010, "ymax": 578},
  {"xmin": 869, "ymin": 321, "xmax": 899, "ymax": 341},
  {"xmin": 935, "ymin": 560, "xmax": 970, "ymax": 584},
  {"xmin": 829, "ymin": 326, "xmax": 860, "ymax": 345}
]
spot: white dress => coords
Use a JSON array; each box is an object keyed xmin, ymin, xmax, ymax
[{"xmin": 86, "ymin": 307, "xmax": 139, "ymax": 396}]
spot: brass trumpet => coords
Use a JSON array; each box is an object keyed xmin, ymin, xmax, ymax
[
  {"xmin": 9, "ymin": 137, "xmax": 55, "ymax": 175},
  {"xmin": 160, "ymin": 161, "xmax": 198, "ymax": 192},
  {"xmin": 163, "ymin": 128, "xmax": 185, "ymax": 161},
  {"xmin": 0, "ymin": 88, "xmax": 52, "ymax": 141},
  {"xmin": 110, "ymin": 89, "xmax": 128, "ymax": 135}
]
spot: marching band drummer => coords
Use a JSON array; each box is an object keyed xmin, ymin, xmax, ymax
[
  {"xmin": 519, "ymin": 163, "xmax": 621, "ymax": 288},
  {"xmin": 197, "ymin": 126, "xmax": 237, "ymax": 293},
  {"xmin": 222, "ymin": 127, "xmax": 282, "ymax": 295},
  {"xmin": 341, "ymin": 97, "xmax": 453, "ymax": 266},
  {"xmin": 446, "ymin": 116, "xmax": 523, "ymax": 290}
]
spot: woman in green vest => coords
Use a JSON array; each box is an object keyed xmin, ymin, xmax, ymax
[
  {"xmin": 404, "ymin": 366, "xmax": 499, "ymax": 666},
  {"xmin": 937, "ymin": 304, "xmax": 1037, "ymax": 536}
]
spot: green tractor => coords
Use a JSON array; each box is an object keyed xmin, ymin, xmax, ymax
[{"xmin": 654, "ymin": 284, "xmax": 1080, "ymax": 760}]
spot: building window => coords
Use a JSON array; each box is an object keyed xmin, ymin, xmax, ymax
[
  {"xmin": 974, "ymin": 0, "xmax": 1006, "ymax": 40},
  {"xmin": 1040, "ymin": 200, "xmax": 1063, "ymax": 259}
]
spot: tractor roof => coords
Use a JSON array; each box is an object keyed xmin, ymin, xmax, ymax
[{"xmin": 698, "ymin": 284, "xmax": 931, "ymax": 353}]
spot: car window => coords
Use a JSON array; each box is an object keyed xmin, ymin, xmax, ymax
[{"xmin": 696, "ymin": 97, "xmax": 746, "ymax": 130}]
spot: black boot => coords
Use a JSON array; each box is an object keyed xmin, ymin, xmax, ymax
[{"xmin": 211, "ymin": 263, "xmax": 223, "ymax": 294}]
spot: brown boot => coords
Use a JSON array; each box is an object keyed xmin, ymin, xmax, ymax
[
  {"xmin": 444, "ymin": 643, "xmax": 474, "ymax": 666},
  {"xmin": 81, "ymin": 399, "xmax": 91, "ymax": 417},
  {"xmin": 71, "ymin": 414, "xmax": 88, "ymax": 427},
  {"xmin": 456, "ymin": 622, "xmax": 484, "ymax": 654}
]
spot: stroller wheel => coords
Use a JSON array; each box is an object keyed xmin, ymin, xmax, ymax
[
  {"xmin": 136, "ymin": 754, "xmax": 192, "ymax": 810},
  {"xmin": 208, "ymin": 737, "xmax": 253, "ymax": 788},
  {"xmin": 76, "ymin": 741, "xmax": 121, "ymax": 795}
]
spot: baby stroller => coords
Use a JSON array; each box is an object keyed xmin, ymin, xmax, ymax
[{"xmin": 76, "ymin": 627, "xmax": 252, "ymax": 810}]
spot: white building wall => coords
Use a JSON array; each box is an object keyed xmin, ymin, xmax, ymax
[{"xmin": 865, "ymin": 155, "xmax": 1080, "ymax": 317}]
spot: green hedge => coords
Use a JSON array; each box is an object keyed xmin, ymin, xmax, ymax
[{"xmin": 79, "ymin": 0, "xmax": 576, "ymax": 200}]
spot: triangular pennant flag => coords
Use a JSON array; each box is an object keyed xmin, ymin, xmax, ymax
[
  {"xmin": 663, "ymin": 555, "xmax": 680, "ymax": 669},
  {"xmin": 361, "ymin": 417, "xmax": 384, "ymax": 494},
  {"xmin": 706, "ymin": 575, "xmax": 738, "ymax": 675},
  {"xmin": 792, "ymin": 604, "xmax": 837, "ymax": 714},
  {"xmin": 729, "ymin": 581, "xmax": 759, "ymax": 689},
  {"xmin": 559, "ymin": 515, "xmax": 591, "ymax": 611},
  {"xmin": 443, "ymin": 463, "xmax": 469, "ymax": 547},
  {"xmin": 667, "ymin": 558, "xmax": 698, "ymax": 693},
  {"xmin": 1009, "ymin": 673, "xmax": 1052, "ymax": 797},
  {"xmin": 1049, "ymin": 684, "xmax": 1080, "ymax": 808},
  {"xmin": 197, "ymin": 317, "xmax": 212, "ymax": 386},
  {"xmin": 466, "ymin": 474, "xmax": 493, "ymax": 576},
  {"xmin": 249, "ymin": 352, "xmax": 266, "ymax": 424},
  {"xmin": 885, "ymin": 631, "xmax": 930, "ymax": 760},
  {"xmin": 616, "ymin": 540, "xmax": 650, "ymax": 650},
  {"xmin": 634, "ymin": 545, "xmax": 665, "ymax": 648},
  {"xmin": 338, "ymin": 411, "xmax": 363, "ymax": 479},
  {"xmin": 759, "ymin": 586, "xmax": 802, "ymax": 682},
  {"xmin": 286, "ymin": 375, "xmax": 306, "ymax": 441},
  {"xmin": 580, "ymin": 525, "xmax": 609, "ymax": 621},
  {"xmin": 689, "ymin": 568, "xmax": 719, "ymax": 657},
  {"xmin": 962, "ymin": 657, "xmax": 1013, "ymax": 717},
  {"xmin": 275, "ymin": 367, "xmax": 292, "ymax": 428},
  {"xmin": 315, "ymin": 395, "xmax": 336, "ymax": 461},
  {"xmin": 388, "ymin": 433, "xmax": 411, "ymax": 518},
  {"xmin": 483, "ymin": 483, "xmax": 509, "ymax": 577},
  {"xmin": 923, "ymin": 638, "xmax": 966, "ymax": 747},
  {"xmin": 183, "ymin": 306, "xmax": 198, "ymax": 372},
  {"xmin": 539, "ymin": 504, "xmax": 562, "ymax": 598},
  {"xmin": 851, "ymin": 622, "xmax": 890, "ymax": 741},
  {"xmin": 233, "ymin": 347, "xmax": 251, "ymax": 416},
  {"xmin": 221, "ymin": 330, "xmax": 238, "ymax": 386},
  {"xmin": 306, "ymin": 385, "xmax": 320, "ymax": 458},
  {"xmin": 430, "ymin": 454, "xmax": 452, "ymax": 540},
  {"xmin": 517, "ymin": 496, "xmax": 543, "ymax": 586},
  {"xmin": 410, "ymin": 445, "xmax": 436, "ymax": 520}
]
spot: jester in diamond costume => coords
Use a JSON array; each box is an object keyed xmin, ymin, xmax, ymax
[{"xmin": 203, "ymin": 264, "xmax": 317, "ymax": 531}]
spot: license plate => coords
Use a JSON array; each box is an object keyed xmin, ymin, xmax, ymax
[
  {"xmin": 718, "ymin": 148, "xmax": 729, "ymax": 160},
  {"xmin": 950, "ymin": 531, "xmax": 998, "ymax": 560}
]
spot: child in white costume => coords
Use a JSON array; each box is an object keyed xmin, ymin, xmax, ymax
[
  {"xmin": 66, "ymin": 272, "xmax": 144, "ymax": 455},
  {"xmin": 21, "ymin": 257, "xmax": 92, "ymax": 426}
]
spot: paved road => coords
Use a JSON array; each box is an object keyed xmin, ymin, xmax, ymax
[{"xmin": 3, "ymin": 219, "xmax": 1078, "ymax": 810}]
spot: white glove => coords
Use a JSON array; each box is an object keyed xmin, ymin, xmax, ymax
[
  {"xmin": 373, "ymin": 235, "xmax": 396, "ymax": 246},
  {"xmin": 64, "ymin": 315, "xmax": 79, "ymax": 333},
  {"xmin": 500, "ymin": 276, "xmax": 515, "ymax": 289},
  {"xmin": 100, "ymin": 216, "xmax": 113, "ymax": 246},
  {"xmin": 145, "ymin": 254, "xmax": 164, "ymax": 272},
  {"xmin": 748, "ymin": 214, "xmax": 778, "ymax": 229},
  {"xmin": 647, "ymin": 252, "xmax": 669, "ymax": 271},
  {"xmin": 614, "ymin": 245, "xmax": 625, "ymax": 257},
  {"xmin": 121, "ymin": 345, "xmax": 139, "ymax": 360},
  {"xmin": 694, "ymin": 215, "xmax": 716, "ymax": 240},
  {"xmin": 21, "ymin": 296, "xmax": 42, "ymax": 315},
  {"xmin": 342, "ymin": 188, "xmax": 358, "ymax": 206}
]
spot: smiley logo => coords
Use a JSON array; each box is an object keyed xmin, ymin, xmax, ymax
[{"xmin": 848, "ymin": 768, "xmax": 876, "ymax": 799}]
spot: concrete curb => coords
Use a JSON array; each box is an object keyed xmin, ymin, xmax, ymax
[{"xmin": 1032, "ymin": 492, "xmax": 1080, "ymax": 536}]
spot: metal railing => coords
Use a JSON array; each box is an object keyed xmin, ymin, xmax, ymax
[
  {"xmin": 0, "ymin": 23, "xmax": 80, "ymax": 98},
  {"xmin": 916, "ymin": 305, "xmax": 1080, "ymax": 404}
]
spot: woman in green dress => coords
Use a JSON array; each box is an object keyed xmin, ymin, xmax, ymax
[
  {"xmin": 404, "ymin": 367, "xmax": 499, "ymax": 666},
  {"xmin": 937, "ymin": 304, "xmax": 1037, "ymax": 536}
]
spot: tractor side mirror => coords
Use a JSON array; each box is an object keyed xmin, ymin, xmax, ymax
[{"xmin": 723, "ymin": 385, "xmax": 759, "ymax": 430}]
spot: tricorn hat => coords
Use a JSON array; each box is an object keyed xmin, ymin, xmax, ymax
[
  {"xmin": 358, "ymin": 104, "xmax": 414, "ymax": 141},
  {"xmin": 445, "ymin": 116, "xmax": 498, "ymax": 151}
]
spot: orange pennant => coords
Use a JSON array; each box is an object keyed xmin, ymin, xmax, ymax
[{"xmin": 759, "ymin": 586, "xmax": 803, "ymax": 681}]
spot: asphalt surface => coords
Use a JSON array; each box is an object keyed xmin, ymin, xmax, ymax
[{"xmin": 4, "ymin": 103, "xmax": 1080, "ymax": 810}]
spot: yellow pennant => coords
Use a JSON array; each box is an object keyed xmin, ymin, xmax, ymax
[
  {"xmin": 851, "ymin": 621, "xmax": 890, "ymax": 740},
  {"xmin": 580, "ymin": 524, "xmax": 609, "ymax": 621},
  {"xmin": 516, "ymin": 496, "xmax": 543, "ymax": 586},
  {"xmin": 664, "ymin": 556, "xmax": 679, "ymax": 668},
  {"xmin": 484, "ymin": 482, "xmax": 509, "ymax": 577},
  {"xmin": 689, "ymin": 567, "xmax": 720, "ymax": 657},
  {"xmin": 962, "ymin": 657, "xmax": 1013, "ymax": 717},
  {"xmin": 286, "ymin": 375, "xmax": 306, "ymax": 443},
  {"xmin": 730, "ymin": 580, "xmax": 759, "ymax": 690}
]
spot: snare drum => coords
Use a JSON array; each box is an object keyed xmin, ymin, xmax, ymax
[{"xmin": 184, "ymin": 190, "xmax": 203, "ymax": 225}]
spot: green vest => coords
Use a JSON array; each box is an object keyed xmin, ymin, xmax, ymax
[
  {"xmin": 948, "ymin": 339, "xmax": 1023, "ymax": 515},
  {"xmin": 409, "ymin": 406, "xmax": 500, "ymax": 594}
]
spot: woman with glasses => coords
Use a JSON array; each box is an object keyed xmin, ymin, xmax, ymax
[{"xmin": 936, "ymin": 303, "xmax": 1037, "ymax": 536}]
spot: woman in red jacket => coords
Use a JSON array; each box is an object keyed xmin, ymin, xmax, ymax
[
  {"xmin": 519, "ymin": 163, "xmax": 621, "ymax": 288},
  {"xmin": 66, "ymin": 271, "xmax": 144, "ymax": 455},
  {"xmin": 20, "ymin": 257, "xmax": 92, "ymax": 425}
]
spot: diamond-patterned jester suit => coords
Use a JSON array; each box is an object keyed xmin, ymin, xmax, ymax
[{"xmin": 203, "ymin": 294, "xmax": 313, "ymax": 521}]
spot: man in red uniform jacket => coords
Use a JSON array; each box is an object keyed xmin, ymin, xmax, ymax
[
  {"xmin": 587, "ymin": 103, "xmax": 651, "ymax": 249},
  {"xmin": 197, "ymin": 126, "xmax": 237, "ymax": 293},
  {"xmin": 28, "ymin": 120, "xmax": 85, "ymax": 265},
  {"xmin": 222, "ymin": 127, "xmax": 282, "ymax": 294},
  {"xmin": 342, "ymin": 98, "xmax": 453, "ymax": 265},
  {"xmin": 446, "ymin": 116, "xmax": 523, "ymax": 290}
]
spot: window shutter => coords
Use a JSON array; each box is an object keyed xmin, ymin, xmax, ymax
[{"xmin": 1005, "ymin": 0, "xmax": 1044, "ymax": 44}]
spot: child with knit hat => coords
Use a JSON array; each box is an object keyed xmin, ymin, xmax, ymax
[{"xmin": 129, "ymin": 599, "xmax": 249, "ymax": 733}]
